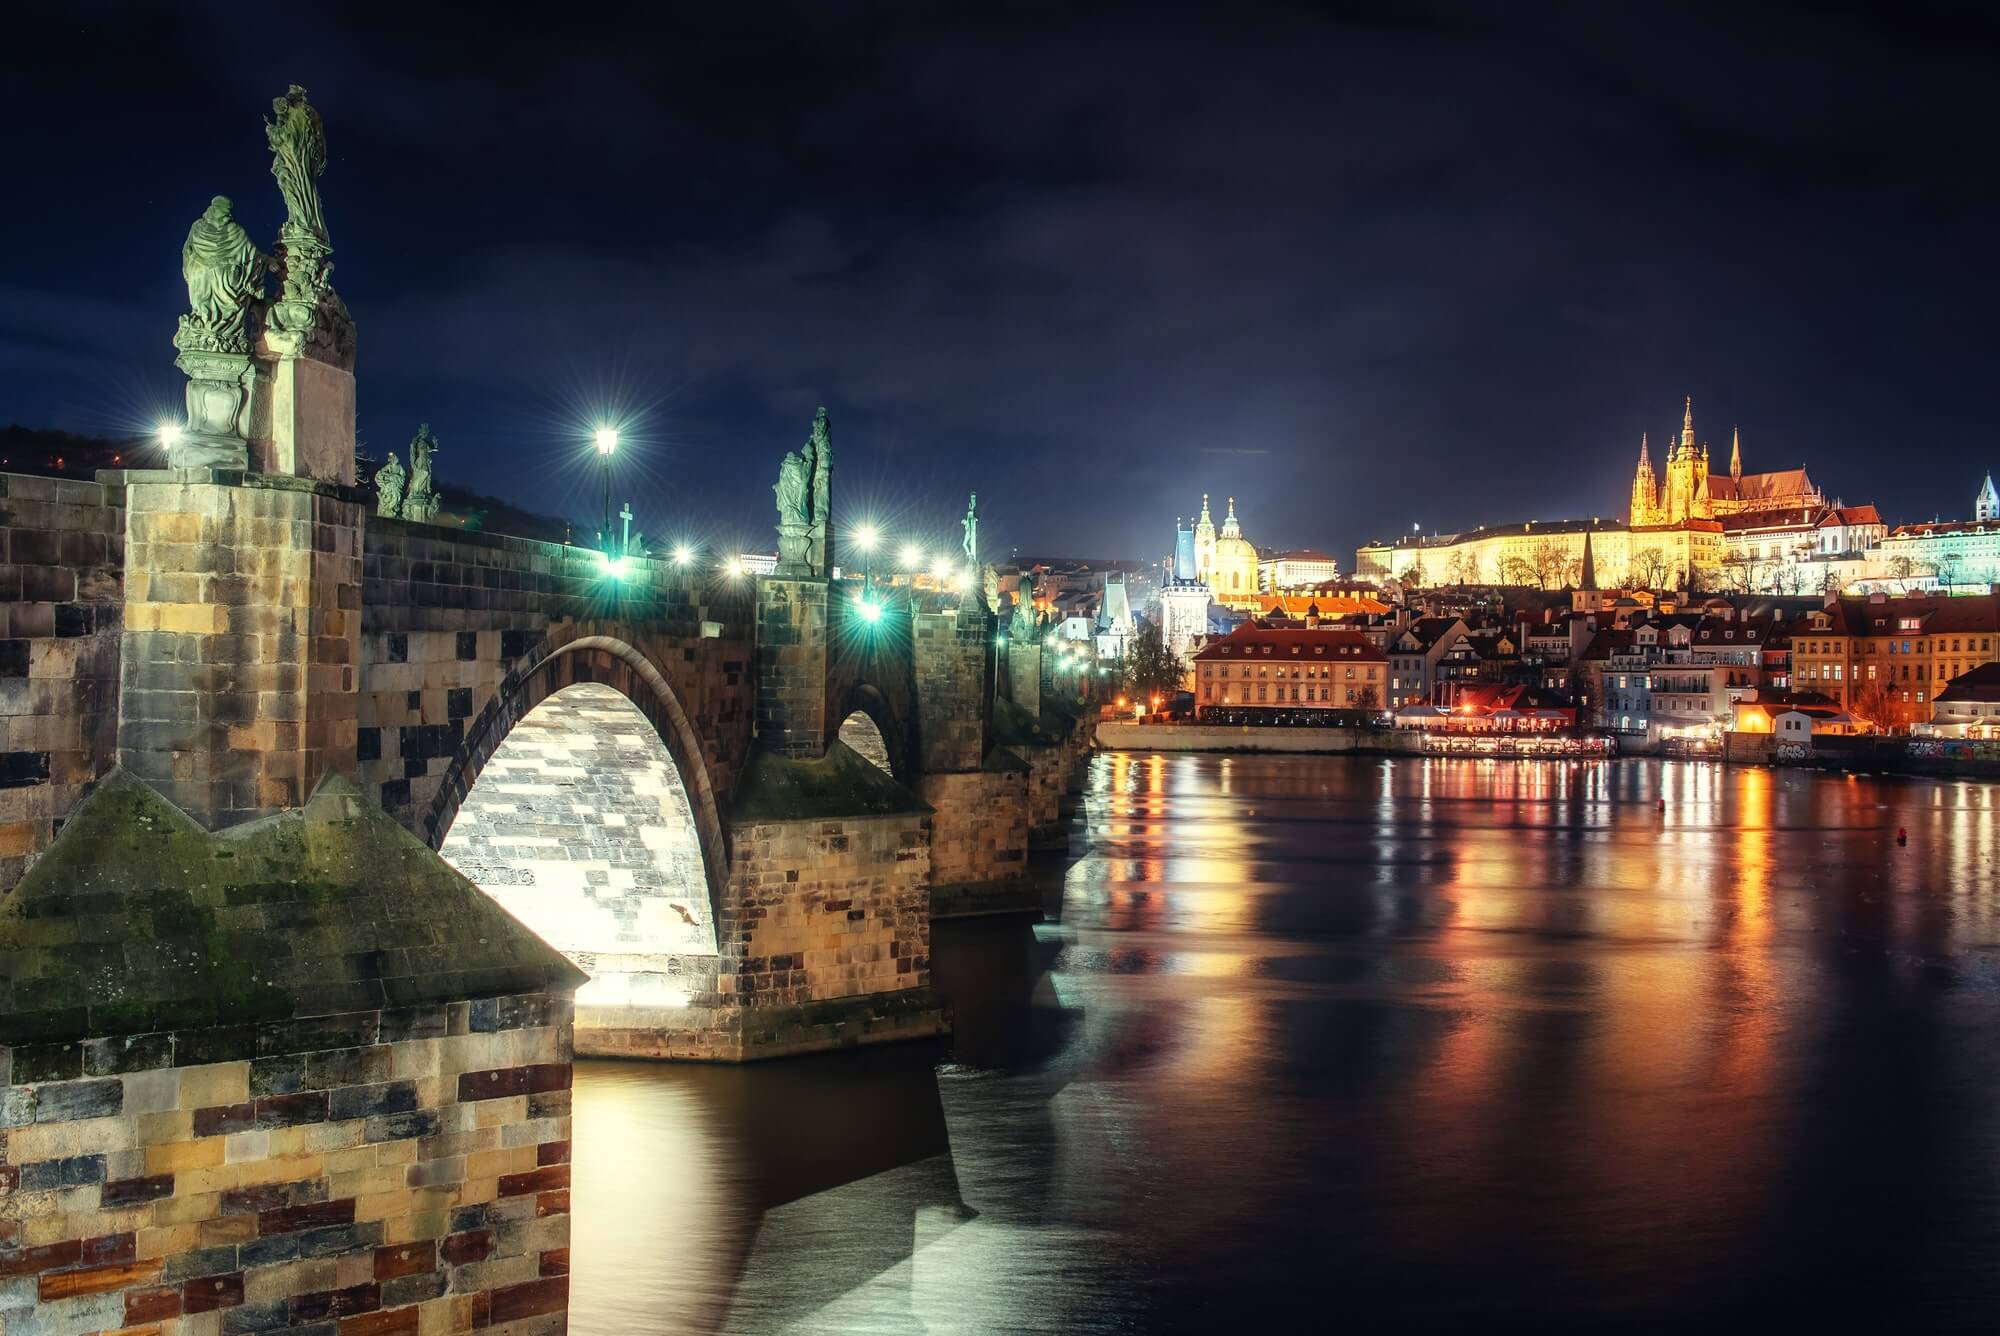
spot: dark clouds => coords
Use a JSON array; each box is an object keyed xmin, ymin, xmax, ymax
[{"xmin": 2, "ymin": 1, "xmax": 1996, "ymax": 562}]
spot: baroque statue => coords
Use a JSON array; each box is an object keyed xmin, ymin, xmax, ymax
[
  {"xmin": 801, "ymin": 407, "xmax": 833, "ymax": 575},
  {"xmin": 773, "ymin": 449, "xmax": 812, "ymax": 573},
  {"xmin": 263, "ymin": 85, "xmax": 353, "ymax": 367},
  {"xmin": 1012, "ymin": 570, "xmax": 1040, "ymax": 639},
  {"xmin": 982, "ymin": 564, "xmax": 1001, "ymax": 616},
  {"xmin": 175, "ymin": 196, "xmax": 274, "ymax": 355},
  {"xmin": 373, "ymin": 450, "xmax": 407, "ymax": 517},
  {"xmin": 961, "ymin": 492, "xmax": 979, "ymax": 564},
  {"xmin": 401, "ymin": 424, "xmax": 441, "ymax": 522}
]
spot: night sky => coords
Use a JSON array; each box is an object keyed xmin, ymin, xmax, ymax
[{"xmin": 3, "ymin": 2, "xmax": 1996, "ymax": 566}]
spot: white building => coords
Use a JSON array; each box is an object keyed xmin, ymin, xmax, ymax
[
  {"xmin": 1158, "ymin": 519, "xmax": 1212, "ymax": 679},
  {"xmin": 1260, "ymin": 548, "xmax": 1342, "ymax": 591}
]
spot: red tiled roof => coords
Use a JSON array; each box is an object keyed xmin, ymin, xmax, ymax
[
  {"xmin": 1820, "ymin": 505, "xmax": 1882, "ymax": 526},
  {"xmin": 1193, "ymin": 622, "xmax": 1387, "ymax": 661},
  {"xmin": 1936, "ymin": 663, "xmax": 2000, "ymax": 703}
]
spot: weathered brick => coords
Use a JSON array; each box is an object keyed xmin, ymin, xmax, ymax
[
  {"xmin": 101, "ymin": 1173, "xmax": 175, "ymax": 1207},
  {"xmin": 194, "ymin": 1102, "xmax": 257, "ymax": 1137},
  {"xmin": 327, "ymin": 1081, "xmax": 416, "ymax": 1122},
  {"xmin": 535, "ymin": 1190, "xmax": 569, "ymax": 1218},
  {"xmin": 221, "ymin": 1179, "xmax": 327, "ymax": 1216},
  {"xmin": 535, "ymin": 1140, "xmax": 569, "ymax": 1166},
  {"xmin": 380, "ymin": 1270, "xmax": 447, "ymax": 1308},
  {"xmin": 258, "ymin": 1199, "xmax": 356, "ymax": 1236},
  {"xmin": 497, "ymin": 1164, "xmax": 568, "ymax": 1198},
  {"xmin": 126, "ymin": 1284, "xmax": 184, "ymax": 1323},
  {"xmin": 438, "ymin": 1230, "xmax": 493, "ymax": 1266},
  {"xmin": 255, "ymin": 1090, "xmax": 330, "ymax": 1127},
  {"xmin": 32, "ymin": 1077, "xmax": 121, "ymax": 1122},
  {"xmin": 537, "ymin": 1248, "xmax": 569, "ymax": 1278},
  {"xmin": 339, "ymin": 1305, "xmax": 419, "ymax": 1336},
  {"xmin": 0, "ymin": 1240, "xmax": 81, "ymax": 1278},
  {"xmin": 182, "ymin": 1270, "xmax": 246, "ymax": 1313},
  {"xmin": 456, "ymin": 1064, "xmax": 568, "ymax": 1102},
  {"xmin": 162, "ymin": 1245, "xmax": 240, "ymax": 1283},
  {"xmin": 289, "ymin": 1280, "xmax": 381, "ymax": 1321},
  {"xmin": 487, "ymin": 1275, "xmax": 568, "ymax": 1324},
  {"xmin": 372, "ymin": 1241, "xmax": 435, "ymax": 1282},
  {"xmin": 39, "ymin": 1257, "xmax": 163, "ymax": 1301},
  {"xmin": 362, "ymin": 1109, "xmax": 438, "ymax": 1144}
]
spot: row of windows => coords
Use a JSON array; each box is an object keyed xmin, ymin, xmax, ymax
[
  {"xmin": 1202, "ymin": 684, "xmax": 1377, "ymax": 704},
  {"xmin": 1199, "ymin": 663, "xmax": 1376, "ymax": 681},
  {"xmin": 1799, "ymin": 636, "xmax": 1994, "ymax": 656}
]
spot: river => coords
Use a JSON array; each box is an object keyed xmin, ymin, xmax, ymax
[{"xmin": 569, "ymin": 753, "xmax": 2000, "ymax": 1332}]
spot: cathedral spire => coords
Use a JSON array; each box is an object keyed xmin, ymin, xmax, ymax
[
  {"xmin": 1680, "ymin": 396, "xmax": 1696, "ymax": 457},
  {"xmin": 1729, "ymin": 426, "xmax": 1741, "ymax": 481},
  {"xmin": 1222, "ymin": 496, "xmax": 1241, "ymax": 538},
  {"xmin": 1579, "ymin": 527, "xmax": 1598, "ymax": 592},
  {"xmin": 1198, "ymin": 493, "xmax": 1213, "ymax": 526}
]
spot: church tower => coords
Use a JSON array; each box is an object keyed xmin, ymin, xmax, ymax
[
  {"xmin": 1630, "ymin": 433, "xmax": 1659, "ymax": 525},
  {"xmin": 1730, "ymin": 425, "xmax": 1742, "ymax": 482},
  {"xmin": 1193, "ymin": 494, "xmax": 1217, "ymax": 584},
  {"xmin": 1662, "ymin": 396, "xmax": 1713, "ymax": 523},
  {"xmin": 1978, "ymin": 473, "xmax": 1999, "ymax": 523}
]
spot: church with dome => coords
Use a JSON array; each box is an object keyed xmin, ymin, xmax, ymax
[{"xmin": 1192, "ymin": 494, "xmax": 1261, "ymax": 607}]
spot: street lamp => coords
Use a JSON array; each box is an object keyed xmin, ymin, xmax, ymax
[
  {"xmin": 900, "ymin": 543, "xmax": 924, "ymax": 574},
  {"xmin": 672, "ymin": 544, "xmax": 695, "ymax": 567},
  {"xmin": 855, "ymin": 523, "xmax": 879, "ymax": 590},
  {"xmin": 593, "ymin": 426, "xmax": 619, "ymax": 546},
  {"xmin": 157, "ymin": 423, "xmax": 183, "ymax": 452}
]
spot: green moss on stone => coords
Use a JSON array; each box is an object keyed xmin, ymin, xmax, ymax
[{"xmin": 728, "ymin": 741, "xmax": 932, "ymax": 825}]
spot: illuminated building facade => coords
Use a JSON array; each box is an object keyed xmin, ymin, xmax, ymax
[
  {"xmin": 1193, "ymin": 622, "xmax": 1386, "ymax": 715},
  {"xmin": 1789, "ymin": 593, "xmax": 2000, "ymax": 723},
  {"xmin": 1158, "ymin": 518, "xmax": 1212, "ymax": 676}
]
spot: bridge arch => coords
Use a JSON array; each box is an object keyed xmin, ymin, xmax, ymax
[
  {"xmin": 833, "ymin": 681, "xmax": 912, "ymax": 784},
  {"xmin": 422, "ymin": 633, "xmax": 729, "ymax": 906}
]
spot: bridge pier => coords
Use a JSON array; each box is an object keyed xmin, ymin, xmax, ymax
[{"xmin": 115, "ymin": 470, "xmax": 363, "ymax": 829}]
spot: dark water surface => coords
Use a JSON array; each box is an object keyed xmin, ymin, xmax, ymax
[{"xmin": 571, "ymin": 754, "xmax": 2000, "ymax": 1333}]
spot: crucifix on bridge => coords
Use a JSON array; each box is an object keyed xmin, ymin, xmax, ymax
[{"xmin": 619, "ymin": 503, "xmax": 634, "ymax": 556}]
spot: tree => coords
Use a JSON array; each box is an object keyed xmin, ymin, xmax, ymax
[
  {"xmin": 1530, "ymin": 540, "xmax": 1569, "ymax": 590},
  {"xmin": 1629, "ymin": 547, "xmax": 1671, "ymax": 590},
  {"xmin": 1500, "ymin": 556, "xmax": 1537, "ymax": 587},
  {"xmin": 1848, "ymin": 678, "xmax": 1921, "ymax": 735},
  {"xmin": 1352, "ymin": 684, "xmax": 1381, "ymax": 711},
  {"xmin": 1941, "ymin": 551, "xmax": 1965, "ymax": 589},
  {"xmin": 1123, "ymin": 617, "xmax": 1185, "ymax": 701}
]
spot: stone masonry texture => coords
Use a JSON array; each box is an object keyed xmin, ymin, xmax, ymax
[
  {"xmin": 0, "ymin": 473, "xmax": 124, "ymax": 892},
  {"xmin": 0, "ymin": 764, "xmax": 583, "ymax": 1334}
]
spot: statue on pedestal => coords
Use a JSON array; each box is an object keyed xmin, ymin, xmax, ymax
[
  {"xmin": 961, "ymin": 492, "xmax": 979, "ymax": 565},
  {"xmin": 773, "ymin": 449, "xmax": 812, "ymax": 575},
  {"xmin": 373, "ymin": 450, "xmax": 406, "ymax": 517},
  {"xmin": 263, "ymin": 86, "xmax": 354, "ymax": 369},
  {"xmin": 1012, "ymin": 570, "xmax": 1040, "ymax": 640},
  {"xmin": 800, "ymin": 407, "xmax": 833, "ymax": 576},
  {"xmin": 400, "ymin": 424, "xmax": 441, "ymax": 522},
  {"xmin": 170, "ymin": 195, "xmax": 276, "ymax": 469}
]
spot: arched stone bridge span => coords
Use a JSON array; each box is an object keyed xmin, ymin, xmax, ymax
[{"xmin": 0, "ymin": 475, "xmax": 1085, "ymax": 1059}]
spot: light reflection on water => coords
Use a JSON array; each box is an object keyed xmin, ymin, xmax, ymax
[{"xmin": 571, "ymin": 755, "xmax": 2000, "ymax": 1332}]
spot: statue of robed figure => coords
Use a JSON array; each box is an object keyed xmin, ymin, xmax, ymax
[
  {"xmin": 773, "ymin": 450, "xmax": 812, "ymax": 574},
  {"xmin": 373, "ymin": 450, "xmax": 406, "ymax": 517},
  {"xmin": 961, "ymin": 492, "xmax": 979, "ymax": 565},
  {"xmin": 170, "ymin": 195, "xmax": 276, "ymax": 468}
]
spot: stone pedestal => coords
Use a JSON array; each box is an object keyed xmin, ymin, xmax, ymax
[
  {"xmin": 115, "ymin": 470, "xmax": 364, "ymax": 828},
  {"xmin": 171, "ymin": 348, "xmax": 259, "ymax": 470},
  {"xmin": 755, "ymin": 578, "xmax": 829, "ymax": 758},
  {"xmin": 253, "ymin": 353, "xmax": 357, "ymax": 483},
  {"xmin": 913, "ymin": 604, "xmax": 992, "ymax": 773}
]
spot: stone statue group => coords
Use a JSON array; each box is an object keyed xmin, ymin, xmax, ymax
[
  {"xmin": 773, "ymin": 408, "xmax": 836, "ymax": 576},
  {"xmin": 172, "ymin": 85, "xmax": 354, "ymax": 470},
  {"xmin": 373, "ymin": 425, "xmax": 441, "ymax": 522}
]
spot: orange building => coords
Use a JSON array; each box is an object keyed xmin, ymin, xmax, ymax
[
  {"xmin": 1192, "ymin": 622, "xmax": 1386, "ymax": 716},
  {"xmin": 1789, "ymin": 593, "xmax": 2000, "ymax": 728}
]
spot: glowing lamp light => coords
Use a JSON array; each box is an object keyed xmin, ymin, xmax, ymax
[
  {"xmin": 955, "ymin": 570, "xmax": 973, "ymax": 592},
  {"xmin": 855, "ymin": 595, "xmax": 883, "ymax": 624},
  {"xmin": 598, "ymin": 553, "xmax": 629, "ymax": 580},
  {"xmin": 672, "ymin": 544, "xmax": 695, "ymax": 567},
  {"xmin": 157, "ymin": 423, "xmax": 183, "ymax": 448},
  {"xmin": 593, "ymin": 426, "xmax": 620, "ymax": 456},
  {"xmin": 900, "ymin": 544, "xmax": 924, "ymax": 570},
  {"xmin": 725, "ymin": 558, "xmax": 745, "ymax": 578},
  {"xmin": 856, "ymin": 524, "xmax": 880, "ymax": 552}
]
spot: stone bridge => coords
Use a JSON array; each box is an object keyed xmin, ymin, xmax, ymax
[{"xmin": 0, "ymin": 466, "xmax": 1093, "ymax": 1062}]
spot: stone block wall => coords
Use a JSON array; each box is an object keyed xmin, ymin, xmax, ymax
[
  {"xmin": 754, "ymin": 580, "xmax": 829, "ymax": 759},
  {"xmin": 911, "ymin": 606, "xmax": 990, "ymax": 775},
  {"xmin": 1006, "ymin": 643, "xmax": 1042, "ymax": 720},
  {"xmin": 0, "ymin": 473, "xmax": 124, "ymax": 892},
  {"xmin": 1012, "ymin": 744, "xmax": 1070, "ymax": 832},
  {"xmin": 587, "ymin": 810, "xmax": 945, "ymax": 1060},
  {"xmin": 0, "ymin": 992, "xmax": 573, "ymax": 1336},
  {"xmin": 919, "ymin": 769, "xmax": 1028, "ymax": 890},
  {"xmin": 117, "ymin": 473, "xmax": 364, "ymax": 830},
  {"xmin": 357, "ymin": 521, "xmax": 753, "ymax": 832}
]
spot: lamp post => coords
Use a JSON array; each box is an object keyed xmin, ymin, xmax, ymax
[
  {"xmin": 593, "ymin": 426, "xmax": 619, "ymax": 548},
  {"xmin": 855, "ymin": 524, "xmax": 879, "ymax": 593}
]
